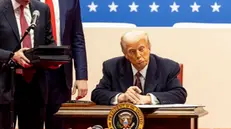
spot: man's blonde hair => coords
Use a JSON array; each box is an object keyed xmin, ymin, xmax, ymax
[{"xmin": 120, "ymin": 30, "xmax": 150, "ymax": 53}]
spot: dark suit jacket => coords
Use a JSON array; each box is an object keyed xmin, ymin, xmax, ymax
[
  {"xmin": 91, "ymin": 54, "xmax": 187, "ymax": 105},
  {"xmin": 0, "ymin": 0, "xmax": 55, "ymax": 104},
  {"xmin": 46, "ymin": 0, "xmax": 87, "ymax": 104}
]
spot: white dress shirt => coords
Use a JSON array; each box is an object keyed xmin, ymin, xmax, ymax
[
  {"xmin": 11, "ymin": 0, "xmax": 34, "ymax": 48},
  {"xmin": 40, "ymin": 0, "xmax": 61, "ymax": 46},
  {"xmin": 111, "ymin": 64, "xmax": 159, "ymax": 105}
]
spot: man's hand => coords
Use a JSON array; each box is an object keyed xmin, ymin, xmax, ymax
[
  {"xmin": 74, "ymin": 80, "xmax": 88, "ymax": 100},
  {"xmin": 118, "ymin": 93, "xmax": 128, "ymax": 103},
  {"xmin": 138, "ymin": 94, "xmax": 152, "ymax": 105},
  {"xmin": 117, "ymin": 86, "xmax": 152, "ymax": 105},
  {"xmin": 120, "ymin": 86, "xmax": 142, "ymax": 104},
  {"xmin": 12, "ymin": 48, "xmax": 32, "ymax": 68}
]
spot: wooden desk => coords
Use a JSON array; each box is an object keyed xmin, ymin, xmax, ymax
[{"xmin": 56, "ymin": 105, "xmax": 208, "ymax": 129}]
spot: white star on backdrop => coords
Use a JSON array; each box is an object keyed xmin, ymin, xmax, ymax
[
  {"xmin": 190, "ymin": 2, "xmax": 200, "ymax": 12},
  {"xmin": 129, "ymin": 2, "xmax": 139, "ymax": 12},
  {"xmin": 86, "ymin": 1, "xmax": 225, "ymax": 14},
  {"xmin": 211, "ymin": 2, "xmax": 221, "ymax": 12},
  {"xmin": 88, "ymin": 2, "xmax": 98, "ymax": 12},
  {"xmin": 170, "ymin": 2, "xmax": 180, "ymax": 12},
  {"xmin": 149, "ymin": 2, "xmax": 159, "ymax": 12},
  {"xmin": 108, "ymin": 2, "xmax": 118, "ymax": 12}
]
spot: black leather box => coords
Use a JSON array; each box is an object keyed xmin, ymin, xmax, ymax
[{"xmin": 24, "ymin": 45, "xmax": 71, "ymax": 69}]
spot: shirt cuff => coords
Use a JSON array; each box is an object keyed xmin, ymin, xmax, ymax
[
  {"xmin": 110, "ymin": 93, "xmax": 122, "ymax": 105},
  {"xmin": 147, "ymin": 93, "xmax": 159, "ymax": 105}
]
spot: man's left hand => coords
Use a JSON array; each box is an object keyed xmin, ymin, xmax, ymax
[
  {"xmin": 138, "ymin": 95, "xmax": 152, "ymax": 105},
  {"xmin": 74, "ymin": 80, "xmax": 88, "ymax": 100}
]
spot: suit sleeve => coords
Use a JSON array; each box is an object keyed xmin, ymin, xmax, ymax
[
  {"xmin": 44, "ymin": 4, "xmax": 56, "ymax": 45},
  {"xmin": 71, "ymin": 0, "xmax": 88, "ymax": 80},
  {"xmin": 91, "ymin": 62, "xmax": 120, "ymax": 105},
  {"xmin": 0, "ymin": 49, "xmax": 13, "ymax": 63},
  {"xmin": 151, "ymin": 63, "xmax": 187, "ymax": 104}
]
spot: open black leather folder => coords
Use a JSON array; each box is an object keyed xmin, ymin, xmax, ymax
[{"xmin": 24, "ymin": 45, "xmax": 71, "ymax": 69}]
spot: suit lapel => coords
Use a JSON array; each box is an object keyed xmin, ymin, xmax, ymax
[
  {"xmin": 119, "ymin": 58, "xmax": 133, "ymax": 92},
  {"xmin": 144, "ymin": 55, "xmax": 159, "ymax": 94},
  {"xmin": 29, "ymin": 0, "xmax": 39, "ymax": 47},
  {"xmin": 3, "ymin": 0, "xmax": 20, "ymax": 42}
]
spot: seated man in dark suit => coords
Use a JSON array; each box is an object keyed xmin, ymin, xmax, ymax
[{"xmin": 91, "ymin": 30, "xmax": 187, "ymax": 105}]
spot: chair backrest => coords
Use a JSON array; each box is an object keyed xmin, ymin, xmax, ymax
[{"xmin": 177, "ymin": 64, "xmax": 183, "ymax": 85}]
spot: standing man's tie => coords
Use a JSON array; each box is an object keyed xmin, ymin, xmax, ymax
[
  {"xmin": 45, "ymin": 0, "xmax": 57, "ymax": 42},
  {"xmin": 20, "ymin": 5, "xmax": 31, "ymax": 48},
  {"xmin": 135, "ymin": 72, "xmax": 142, "ymax": 92},
  {"xmin": 20, "ymin": 5, "xmax": 35, "ymax": 83}
]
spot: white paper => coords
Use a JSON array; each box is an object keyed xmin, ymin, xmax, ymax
[{"xmin": 135, "ymin": 104, "xmax": 204, "ymax": 108}]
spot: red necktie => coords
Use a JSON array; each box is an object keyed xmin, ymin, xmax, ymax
[
  {"xmin": 20, "ymin": 5, "xmax": 31, "ymax": 48},
  {"xmin": 135, "ymin": 72, "xmax": 142, "ymax": 92},
  {"xmin": 19, "ymin": 6, "xmax": 35, "ymax": 83},
  {"xmin": 45, "ymin": 0, "xmax": 57, "ymax": 42}
]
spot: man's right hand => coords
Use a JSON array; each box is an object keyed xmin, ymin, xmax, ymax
[
  {"xmin": 12, "ymin": 48, "xmax": 32, "ymax": 68},
  {"xmin": 118, "ymin": 86, "xmax": 142, "ymax": 104}
]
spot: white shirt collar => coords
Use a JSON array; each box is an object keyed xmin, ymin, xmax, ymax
[
  {"xmin": 11, "ymin": 0, "xmax": 30, "ymax": 10},
  {"xmin": 131, "ymin": 63, "xmax": 149, "ymax": 79}
]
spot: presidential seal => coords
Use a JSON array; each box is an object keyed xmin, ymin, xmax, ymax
[{"xmin": 107, "ymin": 103, "xmax": 144, "ymax": 129}]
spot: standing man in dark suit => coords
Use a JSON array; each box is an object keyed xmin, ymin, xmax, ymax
[
  {"xmin": 91, "ymin": 30, "xmax": 187, "ymax": 105},
  {"xmin": 40, "ymin": 0, "xmax": 88, "ymax": 129},
  {"xmin": 0, "ymin": 0, "xmax": 55, "ymax": 129}
]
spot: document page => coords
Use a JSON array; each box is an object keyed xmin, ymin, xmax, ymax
[{"xmin": 135, "ymin": 104, "xmax": 204, "ymax": 108}]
